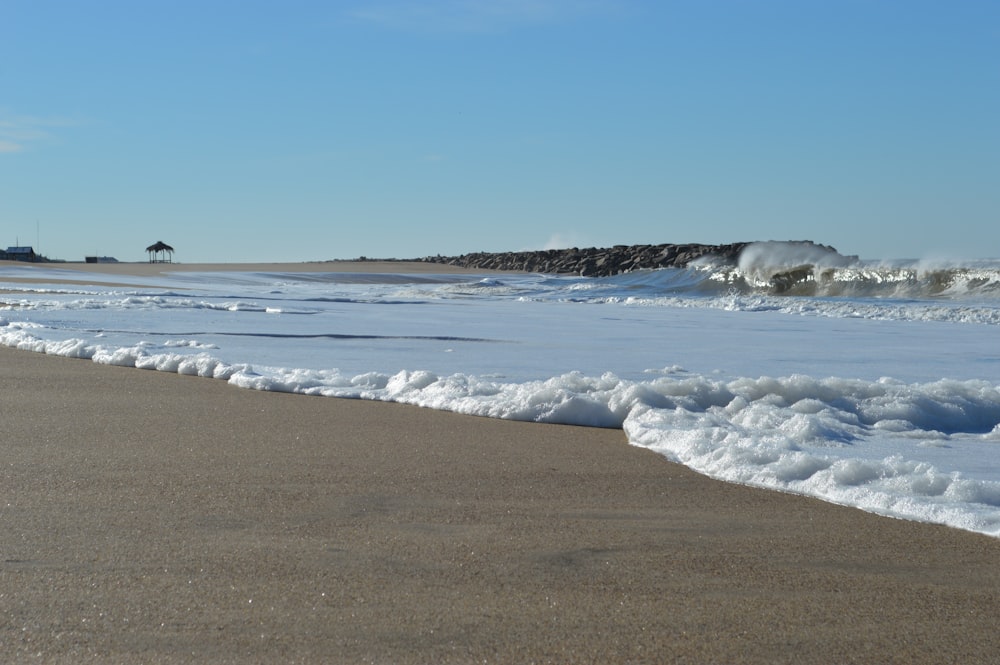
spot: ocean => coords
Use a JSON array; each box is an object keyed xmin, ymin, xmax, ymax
[{"xmin": 2, "ymin": 241, "xmax": 999, "ymax": 537}]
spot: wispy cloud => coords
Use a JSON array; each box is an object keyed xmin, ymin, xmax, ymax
[
  {"xmin": 347, "ymin": 0, "xmax": 623, "ymax": 33},
  {"xmin": 0, "ymin": 111, "xmax": 73, "ymax": 154}
]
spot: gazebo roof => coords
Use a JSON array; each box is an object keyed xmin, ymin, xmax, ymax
[{"xmin": 146, "ymin": 241, "xmax": 174, "ymax": 253}]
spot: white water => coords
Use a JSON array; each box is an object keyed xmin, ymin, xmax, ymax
[{"xmin": 3, "ymin": 246, "xmax": 999, "ymax": 536}]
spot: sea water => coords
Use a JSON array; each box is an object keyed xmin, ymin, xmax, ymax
[{"xmin": 2, "ymin": 242, "xmax": 999, "ymax": 536}]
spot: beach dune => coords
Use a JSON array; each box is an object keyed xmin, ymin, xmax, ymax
[{"xmin": 2, "ymin": 345, "xmax": 1000, "ymax": 663}]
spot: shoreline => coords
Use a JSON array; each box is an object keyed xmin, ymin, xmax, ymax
[
  {"xmin": 0, "ymin": 258, "xmax": 500, "ymax": 276},
  {"xmin": 3, "ymin": 260, "xmax": 1000, "ymax": 661},
  {"xmin": 2, "ymin": 345, "xmax": 1000, "ymax": 662},
  {"xmin": 0, "ymin": 259, "xmax": 505, "ymax": 292}
]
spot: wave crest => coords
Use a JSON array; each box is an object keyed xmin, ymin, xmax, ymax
[{"xmin": 682, "ymin": 242, "xmax": 1000, "ymax": 299}]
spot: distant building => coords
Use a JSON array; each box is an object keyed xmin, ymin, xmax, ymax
[
  {"xmin": 3, "ymin": 246, "xmax": 38, "ymax": 262},
  {"xmin": 85, "ymin": 256, "xmax": 119, "ymax": 263}
]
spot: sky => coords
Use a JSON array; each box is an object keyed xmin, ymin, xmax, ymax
[{"xmin": 1, "ymin": 0, "xmax": 998, "ymax": 264}]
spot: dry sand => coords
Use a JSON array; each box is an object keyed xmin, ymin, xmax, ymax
[{"xmin": 2, "ymin": 261, "xmax": 1000, "ymax": 663}]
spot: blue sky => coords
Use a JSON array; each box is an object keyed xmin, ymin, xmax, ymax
[{"xmin": 2, "ymin": 0, "xmax": 998, "ymax": 263}]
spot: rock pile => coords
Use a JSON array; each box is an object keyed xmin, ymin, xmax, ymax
[{"xmin": 414, "ymin": 242, "xmax": 753, "ymax": 277}]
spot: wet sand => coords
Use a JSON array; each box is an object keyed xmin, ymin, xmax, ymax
[{"xmin": 1, "ymin": 262, "xmax": 999, "ymax": 663}]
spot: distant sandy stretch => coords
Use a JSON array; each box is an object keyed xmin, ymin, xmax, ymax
[
  {"xmin": 1, "ymin": 259, "xmax": 483, "ymax": 276},
  {"xmin": 0, "ymin": 259, "xmax": 492, "ymax": 290}
]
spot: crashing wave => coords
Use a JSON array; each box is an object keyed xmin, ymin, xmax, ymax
[{"xmin": 690, "ymin": 242, "xmax": 1000, "ymax": 299}]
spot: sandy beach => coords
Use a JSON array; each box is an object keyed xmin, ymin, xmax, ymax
[
  {"xmin": 2, "ymin": 262, "xmax": 1000, "ymax": 663},
  {"xmin": 1, "ymin": 259, "xmax": 458, "ymax": 271},
  {"xmin": 0, "ymin": 259, "xmax": 482, "ymax": 277}
]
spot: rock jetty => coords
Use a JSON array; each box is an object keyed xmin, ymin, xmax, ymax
[
  {"xmin": 412, "ymin": 242, "xmax": 751, "ymax": 277},
  {"xmin": 349, "ymin": 240, "xmax": 847, "ymax": 277}
]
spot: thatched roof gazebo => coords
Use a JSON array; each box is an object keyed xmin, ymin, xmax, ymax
[{"xmin": 146, "ymin": 241, "xmax": 175, "ymax": 263}]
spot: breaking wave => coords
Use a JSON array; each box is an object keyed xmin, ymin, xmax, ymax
[{"xmin": 692, "ymin": 241, "xmax": 1000, "ymax": 299}]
